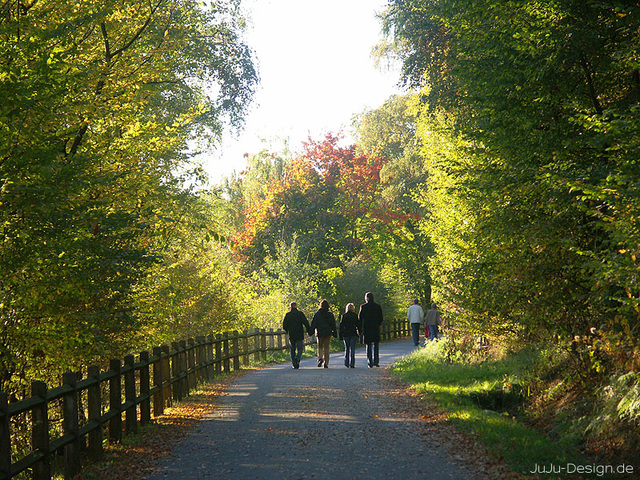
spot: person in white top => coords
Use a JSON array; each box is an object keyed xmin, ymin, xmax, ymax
[{"xmin": 407, "ymin": 299, "xmax": 425, "ymax": 346}]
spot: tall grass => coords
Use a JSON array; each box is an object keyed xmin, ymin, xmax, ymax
[{"xmin": 391, "ymin": 340, "xmax": 593, "ymax": 478}]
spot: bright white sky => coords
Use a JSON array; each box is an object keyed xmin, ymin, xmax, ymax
[{"xmin": 200, "ymin": 0, "xmax": 402, "ymax": 183}]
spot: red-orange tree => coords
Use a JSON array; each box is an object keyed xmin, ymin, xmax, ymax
[{"xmin": 233, "ymin": 134, "xmax": 391, "ymax": 271}]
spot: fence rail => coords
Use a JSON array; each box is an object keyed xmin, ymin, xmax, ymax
[{"xmin": 1, "ymin": 321, "xmax": 409, "ymax": 480}]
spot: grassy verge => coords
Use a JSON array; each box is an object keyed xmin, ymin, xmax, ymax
[{"xmin": 391, "ymin": 340, "xmax": 607, "ymax": 479}]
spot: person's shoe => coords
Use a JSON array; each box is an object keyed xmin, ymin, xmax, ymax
[
  {"xmin": 318, "ymin": 359, "xmax": 324, "ymax": 367},
  {"xmin": 374, "ymin": 364, "xmax": 380, "ymax": 367},
  {"xmin": 350, "ymin": 365, "xmax": 355, "ymax": 368},
  {"xmin": 324, "ymin": 364, "xmax": 329, "ymax": 368}
]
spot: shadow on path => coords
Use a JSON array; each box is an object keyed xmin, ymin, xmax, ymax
[{"xmin": 144, "ymin": 338, "xmax": 483, "ymax": 480}]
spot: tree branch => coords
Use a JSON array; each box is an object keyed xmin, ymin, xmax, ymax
[
  {"xmin": 100, "ymin": 21, "xmax": 111, "ymax": 62},
  {"xmin": 67, "ymin": 124, "xmax": 89, "ymax": 157},
  {"xmin": 110, "ymin": 0, "xmax": 165, "ymax": 59},
  {"xmin": 580, "ymin": 52, "xmax": 603, "ymax": 116}
]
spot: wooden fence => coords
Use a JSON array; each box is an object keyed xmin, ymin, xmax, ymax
[{"xmin": 1, "ymin": 321, "xmax": 409, "ymax": 480}]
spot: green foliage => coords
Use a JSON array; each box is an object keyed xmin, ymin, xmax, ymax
[
  {"xmin": 380, "ymin": 0, "xmax": 640, "ymax": 356},
  {"xmin": 0, "ymin": 0, "xmax": 257, "ymax": 393},
  {"xmin": 260, "ymin": 238, "xmax": 324, "ymax": 317},
  {"xmin": 615, "ymin": 373, "xmax": 640, "ymax": 424},
  {"xmin": 353, "ymin": 94, "xmax": 434, "ymax": 305},
  {"xmin": 229, "ymin": 134, "xmax": 388, "ymax": 271},
  {"xmin": 220, "ymin": 133, "xmax": 414, "ymax": 325},
  {"xmin": 131, "ymin": 191, "xmax": 250, "ymax": 347},
  {"xmin": 375, "ymin": 2, "xmax": 640, "ymax": 461},
  {"xmin": 392, "ymin": 342, "xmax": 583, "ymax": 475}
]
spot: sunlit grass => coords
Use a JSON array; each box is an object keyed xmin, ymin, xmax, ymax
[{"xmin": 392, "ymin": 341, "xmax": 589, "ymax": 477}]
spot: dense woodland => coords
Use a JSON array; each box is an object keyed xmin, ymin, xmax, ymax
[{"xmin": 1, "ymin": 0, "xmax": 639, "ymax": 461}]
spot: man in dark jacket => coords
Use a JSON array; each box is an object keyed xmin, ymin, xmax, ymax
[
  {"xmin": 310, "ymin": 299, "xmax": 338, "ymax": 368},
  {"xmin": 358, "ymin": 292, "xmax": 383, "ymax": 367},
  {"xmin": 282, "ymin": 302, "xmax": 310, "ymax": 369}
]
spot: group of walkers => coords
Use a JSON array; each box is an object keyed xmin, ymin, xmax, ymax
[
  {"xmin": 283, "ymin": 293, "xmax": 442, "ymax": 369},
  {"xmin": 407, "ymin": 299, "xmax": 442, "ymax": 346},
  {"xmin": 282, "ymin": 292, "xmax": 384, "ymax": 369}
]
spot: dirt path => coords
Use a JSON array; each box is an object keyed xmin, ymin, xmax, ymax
[{"xmin": 144, "ymin": 339, "xmax": 499, "ymax": 480}]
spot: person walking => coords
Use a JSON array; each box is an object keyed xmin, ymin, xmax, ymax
[
  {"xmin": 407, "ymin": 299, "xmax": 425, "ymax": 346},
  {"xmin": 358, "ymin": 292, "xmax": 383, "ymax": 368},
  {"xmin": 310, "ymin": 299, "xmax": 337, "ymax": 368},
  {"xmin": 425, "ymin": 303, "xmax": 442, "ymax": 341},
  {"xmin": 282, "ymin": 302, "xmax": 311, "ymax": 369},
  {"xmin": 339, "ymin": 303, "xmax": 360, "ymax": 368}
]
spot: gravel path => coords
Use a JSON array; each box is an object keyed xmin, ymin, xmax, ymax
[{"xmin": 144, "ymin": 339, "xmax": 489, "ymax": 480}]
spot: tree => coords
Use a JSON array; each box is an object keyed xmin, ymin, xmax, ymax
[
  {"xmin": 380, "ymin": 0, "xmax": 640, "ymax": 349},
  {"xmin": 354, "ymin": 94, "xmax": 433, "ymax": 304},
  {"xmin": 0, "ymin": 0, "xmax": 257, "ymax": 392},
  {"xmin": 232, "ymin": 134, "xmax": 387, "ymax": 271}
]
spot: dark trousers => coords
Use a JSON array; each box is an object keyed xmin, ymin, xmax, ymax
[
  {"xmin": 290, "ymin": 340, "xmax": 304, "ymax": 366},
  {"xmin": 428, "ymin": 325, "xmax": 439, "ymax": 341},
  {"xmin": 366, "ymin": 342, "xmax": 379, "ymax": 367},
  {"xmin": 343, "ymin": 336, "xmax": 357, "ymax": 367},
  {"xmin": 411, "ymin": 323, "xmax": 422, "ymax": 345}
]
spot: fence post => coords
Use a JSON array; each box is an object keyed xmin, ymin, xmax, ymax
[
  {"xmin": 268, "ymin": 329, "xmax": 275, "ymax": 354},
  {"xmin": 232, "ymin": 331, "xmax": 240, "ymax": 371},
  {"xmin": 0, "ymin": 392, "xmax": 10, "ymax": 480},
  {"xmin": 152, "ymin": 346, "xmax": 164, "ymax": 417},
  {"xmin": 196, "ymin": 336, "xmax": 205, "ymax": 382},
  {"xmin": 187, "ymin": 338, "xmax": 196, "ymax": 391},
  {"xmin": 179, "ymin": 340, "xmax": 188, "ymax": 396},
  {"xmin": 31, "ymin": 381, "xmax": 50, "ymax": 480},
  {"xmin": 62, "ymin": 371, "xmax": 80, "ymax": 479},
  {"xmin": 140, "ymin": 351, "xmax": 151, "ymax": 425},
  {"xmin": 171, "ymin": 342, "xmax": 181, "ymax": 402},
  {"xmin": 206, "ymin": 335, "xmax": 215, "ymax": 379},
  {"xmin": 87, "ymin": 366, "xmax": 103, "ymax": 461},
  {"xmin": 161, "ymin": 344, "xmax": 171, "ymax": 408},
  {"xmin": 222, "ymin": 333, "xmax": 230, "ymax": 373},
  {"xmin": 109, "ymin": 359, "xmax": 122, "ymax": 444},
  {"xmin": 215, "ymin": 334, "xmax": 222, "ymax": 375},
  {"xmin": 201, "ymin": 336, "xmax": 209, "ymax": 381},
  {"xmin": 242, "ymin": 330, "xmax": 249, "ymax": 367},
  {"xmin": 253, "ymin": 329, "xmax": 260, "ymax": 364},
  {"xmin": 261, "ymin": 329, "xmax": 268, "ymax": 362},
  {"xmin": 124, "ymin": 355, "xmax": 137, "ymax": 435}
]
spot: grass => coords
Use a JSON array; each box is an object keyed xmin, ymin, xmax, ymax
[{"xmin": 391, "ymin": 340, "xmax": 595, "ymax": 478}]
